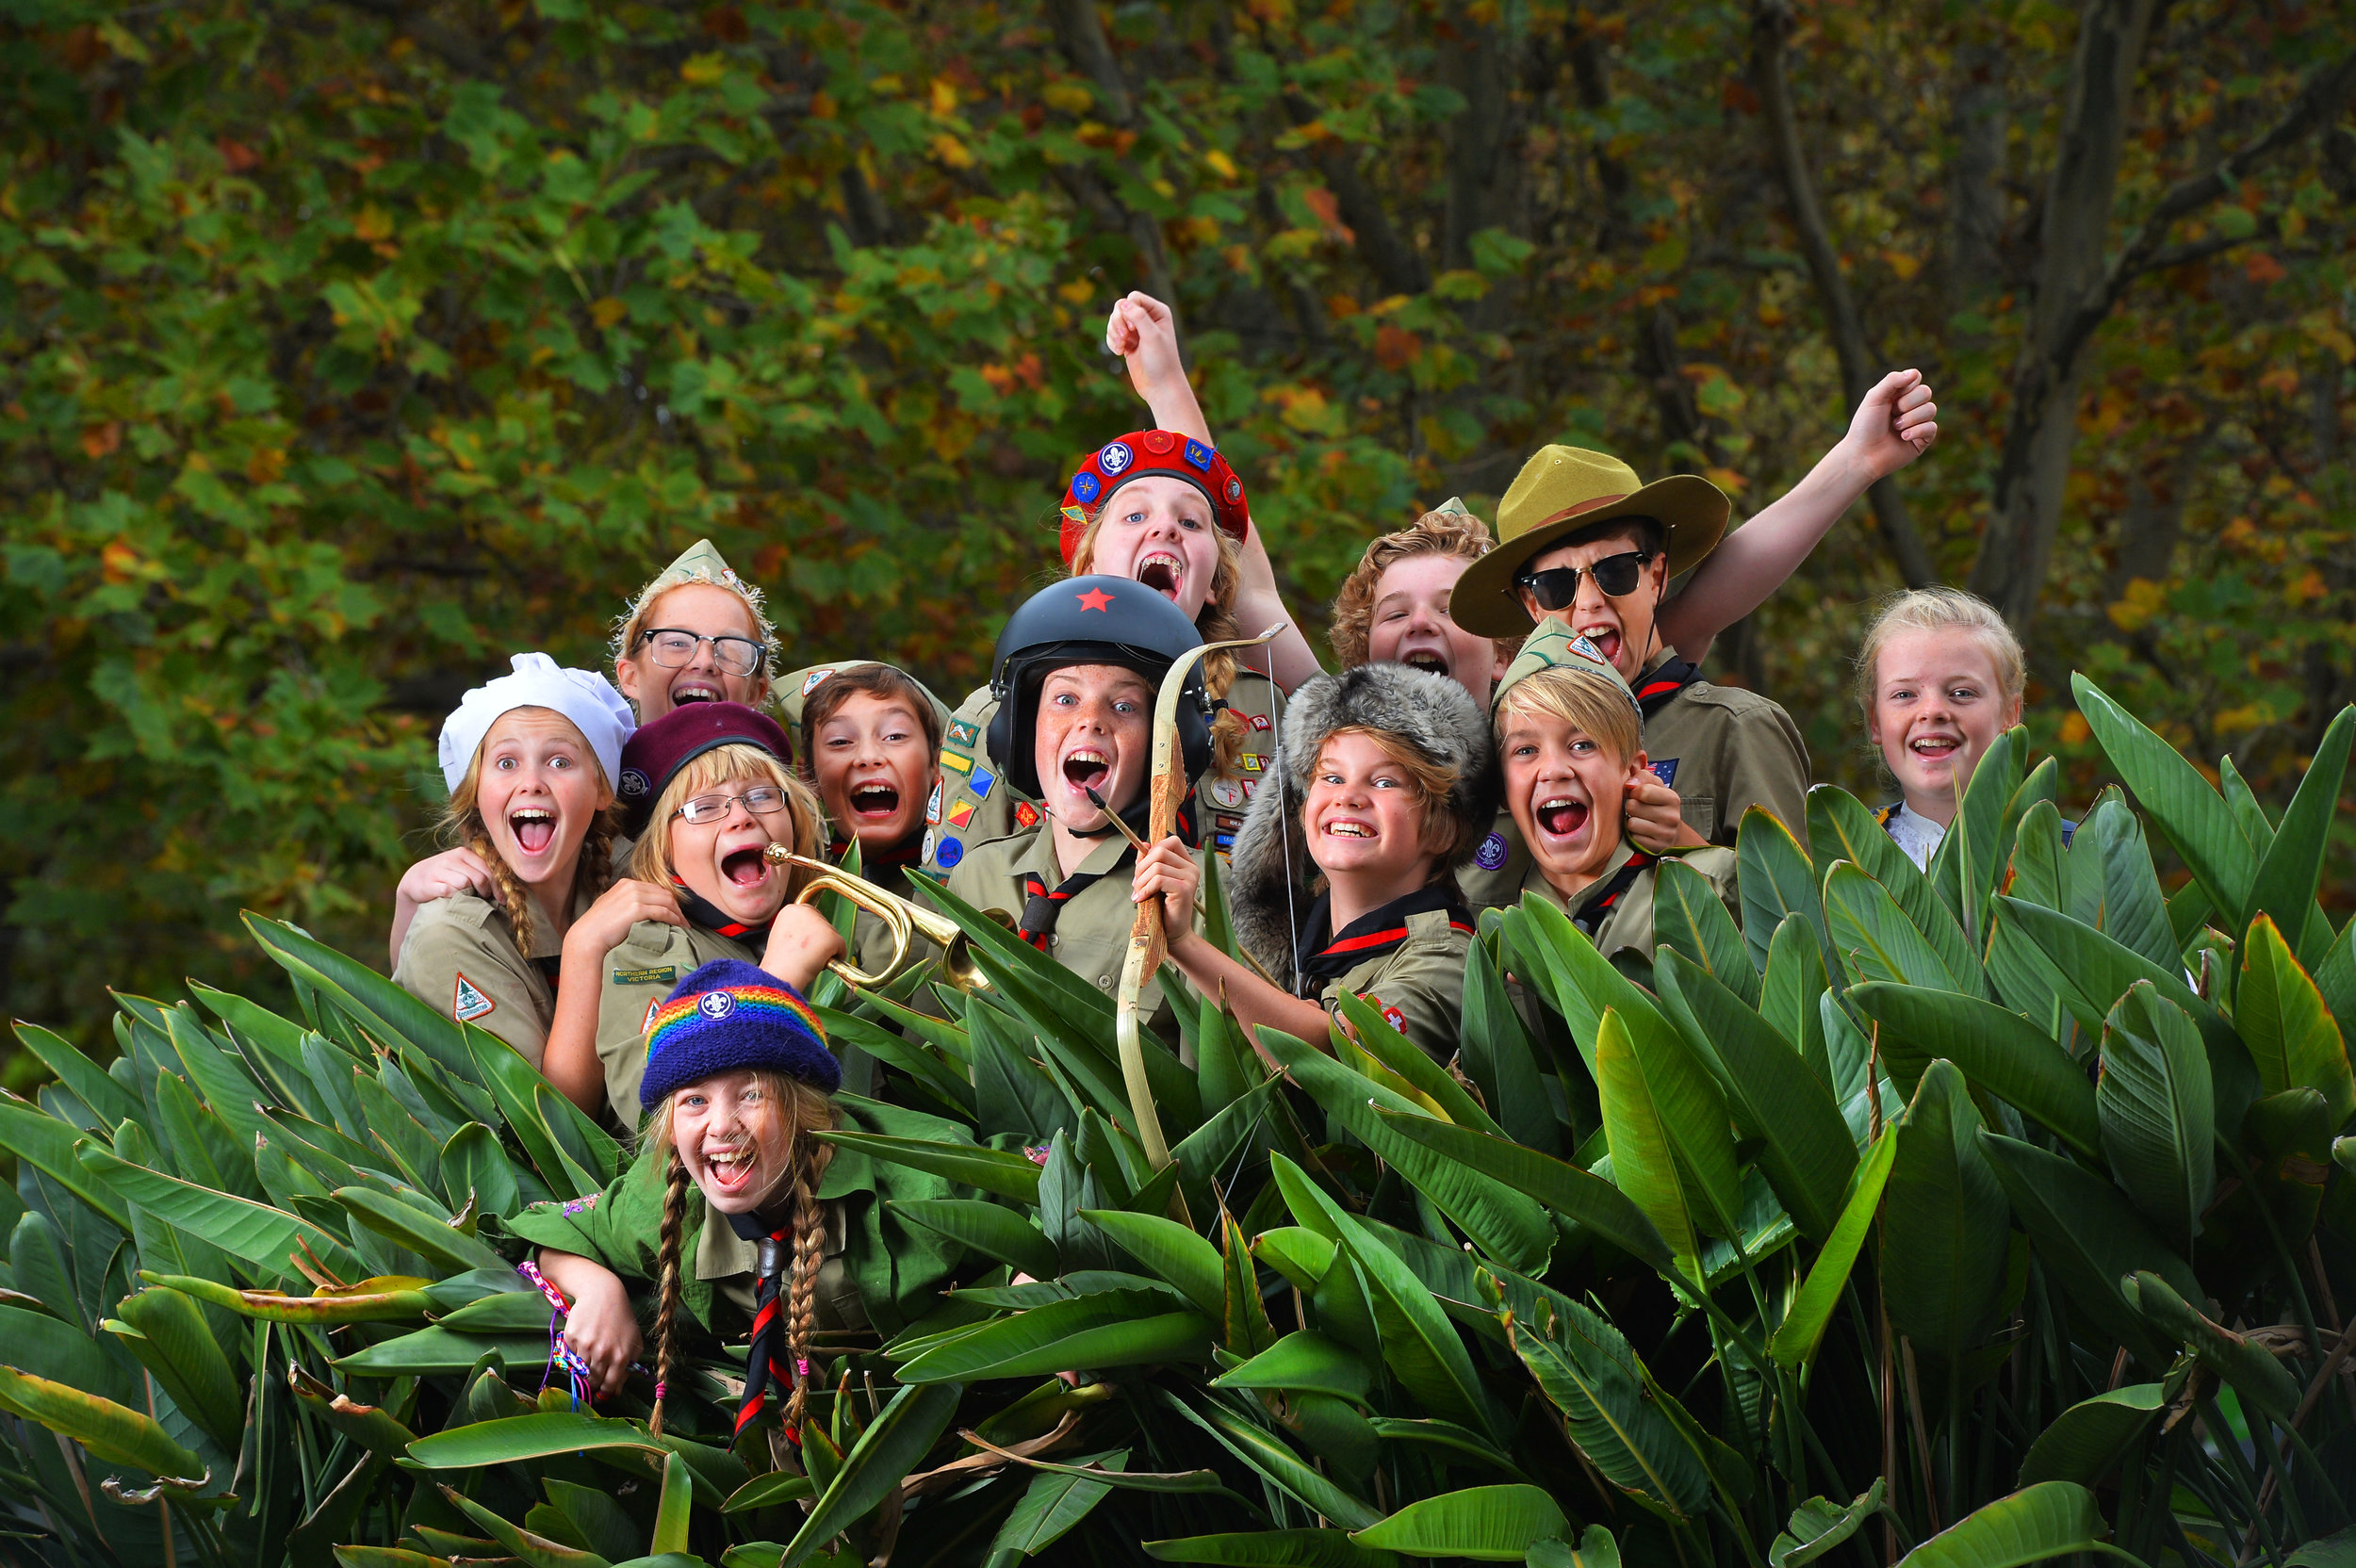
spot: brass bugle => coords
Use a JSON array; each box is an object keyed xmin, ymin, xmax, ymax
[{"xmin": 761, "ymin": 845, "xmax": 988, "ymax": 992}]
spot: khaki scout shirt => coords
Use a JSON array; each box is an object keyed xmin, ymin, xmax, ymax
[
  {"xmin": 698, "ymin": 1197, "xmax": 867, "ymax": 1331},
  {"xmin": 1520, "ymin": 841, "xmax": 1742, "ymax": 968},
  {"xmin": 1298, "ymin": 904, "xmax": 1473, "ymax": 1067},
  {"xmin": 1633, "ymin": 649, "xmax": 1808, "ymax": 846},
  {"xmin": 943, "ymin": 827, "xmax": 1194, "ymax": 1041},
  {"xmin": 393, "ymin": 887, "xmax": 591, "ymax": 1069},
  {"xmin": 921, "ymin": 668, "xmax": 1285, "ymax": 877},
  {"xmin": 594, "ymin": 920, "xmax": 759, "ymax": 1126}
]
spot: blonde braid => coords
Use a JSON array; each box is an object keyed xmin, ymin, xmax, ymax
[
  {"xmin": 647, "ymin": 1147, "xmax": 690, "ymax": 1437},
  {"xmin": 784, "ymin": 1171, "xmax": 825, "ymax": 1436},
  {"xmin": 573, "ymin": 808, "xmax": 616, "ymax": 906},
  {"xmin": 469, "ymin": 825, "xmax": 539, "ymax": 956}
]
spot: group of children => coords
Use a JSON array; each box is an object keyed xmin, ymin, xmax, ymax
[{"xmin": 379, "ymin": 293, "xmax": 2037, "ymax": 1452}]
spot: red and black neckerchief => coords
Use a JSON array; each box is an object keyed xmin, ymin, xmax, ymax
[
  {"xmin": 1633, "ymin": 658, "xmax": 1700, "ymax": 719},
  {"xmin": 1568, "ymin": 850, "xmax": 1658, "ymax": 939},
  {"xmin": 727, "ymin": 1209, "xmax": 802, "ymax": 1441},
  {"xmin": 1293, "ymin": 887, "xmax": 1475, "ymax": 993},
  {"xmin": 670, "ymin": 876, "xmax": 770, "ymax": 944},
  {"xmin": 1018, "ymin": 844, "xmax": 1137, "ymax": 950}
]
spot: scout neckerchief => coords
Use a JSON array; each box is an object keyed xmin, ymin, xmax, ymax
[
  {"xmin": 726, "ymin": 1208, "xmax": 802, "ymax": 1441},
  {"xmin": 671, "ymin": 876, "xmax": 771, "ymax": 944},
  {"xmin": 1565, "ymin": 848, "xmax": 1657, "ymax": 939},
  {"xmin": 1293, "ymin": 885, "xmax": 1475, "ymax": 994},
  {"xmin": 1018, "ymin": 843, "xmax": 1137, "ymax": 950},
  {"xmin": 1633, "ymin": 657, "xmax": 1700, "ymax": 719}
]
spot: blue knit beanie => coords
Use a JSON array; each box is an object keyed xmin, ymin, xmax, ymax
[{"xmin": 638, "ymin": 958, "xmax": 839, "ymax": 1110}]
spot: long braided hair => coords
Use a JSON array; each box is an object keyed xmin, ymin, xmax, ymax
[
  {"xmin": 436, "ymin": 720, "xmax": 619, "ymax": 955},
  {"xmin": 640, "ymin": 1070, "xmax": 838, "ymax": 1439}
]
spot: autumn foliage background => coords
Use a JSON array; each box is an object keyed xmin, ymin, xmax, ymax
[{"xmin": 1, "ymin": 0, "xmax": 2351, "ymax": 1060}]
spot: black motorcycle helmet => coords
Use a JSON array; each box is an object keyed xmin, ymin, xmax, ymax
[{"xmin": 986, "ymin": 575, "xmax": 1215, "ymax": 798}]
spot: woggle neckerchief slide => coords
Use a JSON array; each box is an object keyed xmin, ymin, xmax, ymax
[{"xmin": 1118, "ymin": 621, "xmax": 1286, "ymax": 1170}]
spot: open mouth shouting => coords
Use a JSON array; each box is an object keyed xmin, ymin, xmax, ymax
[
  {"xmin": 1061, "ymin": 746, "xmax": 1113, "ymax": 796},
  {"xmin": 1399, "ymin": 646, "xmax": 1450, "ymax": 678},
  {"xmin": 848, "ymin": 780, "xmax": 901, "ymax": 823},
  {"xmin": 719, "ymin": 845, "xmax": 771, "ymax": 887},
  {"xmin": 1576, "ymin": 624, "xmax": 1623, "ymax": 669},
  {"xmin": 697, "ymin": 1140, "xmax": 761, "ymax": 1200},
  {"xmin": 510, "ymin": 807, "xmax": 557, "ymax": 857},
  {"xmin": 1533, "ymin": 792, "xmax": 1593, "ymax": 845},
  {"xmin": 668, "ymin": 677, "xmax": 726, "ymax": 705},
  {"xmin": 1133, "ymin": 550, "xmax": 1185, "ymax": 600}
]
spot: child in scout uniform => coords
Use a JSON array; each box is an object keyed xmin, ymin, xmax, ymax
[
  {"xmin": 1493, "ymin": 623, "xmax": 1740, "ymax": 982},
  {"xmin": 393, "ymin": 654, "xmax": 636, "ymax": 1067},
  {"xmin": 387, "ymin": 538, "xmax": 779, "ymax": 964},
  {"xmin": 511, "ymin": 958, "xmax": 964, "ymax": 1439},
  {"xmin": 943, "ymin": 576, "xmax": 1213, "ymax": 1037},
  {"xmin": 1855, "ymin": 587, "xmax": 2030, "ymax": 871},
  {"xmin": 538, "ymin": 702, "xmax": 844, "ymax": 1124},
  {"xmin": 777, "ymin": 661, "xmax": 950, "ymax": 978},
  {"xmin": 1131, "ymin": 662, "xmax": 1497, "ymax": 1068},
  {"xmin": 1325, "ymin": 501, "xmax": 1521, "ymax": 705},
  {"xmin": 1452, "ymin": 446, "xmax": 1813, "ymax": 868},
  {"xmin": 922, "ymin": 432, "xmax": 1287, "ymax": 876}
]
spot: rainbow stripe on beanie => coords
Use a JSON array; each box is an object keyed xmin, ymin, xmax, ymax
[{"xmin": 637, "ymin": 958, "xmax": 838, "ymax": 1110}]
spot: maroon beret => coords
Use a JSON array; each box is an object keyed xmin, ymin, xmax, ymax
[{"xmin": 615, "ymin": 701, "xmax": 794, "ymax": 839}]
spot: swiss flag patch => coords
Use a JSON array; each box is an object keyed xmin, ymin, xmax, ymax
[
  {"xmin": 1382, "ymin": 1004, "xmax": 1408, "ymax": 1033},
  {"xmin": 451, "ymin": 972, "xmax": 496, "ymax": 1023}
]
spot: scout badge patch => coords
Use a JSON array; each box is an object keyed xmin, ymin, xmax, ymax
[{"xmin": 452, "ymin": 973, "xmax": 495, "ymax": 1023}]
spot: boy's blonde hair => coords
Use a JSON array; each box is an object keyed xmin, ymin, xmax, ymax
[
  {"xmin": 1068, "ymin": 504, "xmax": 1251, "ymax": 777},
  {"xmin": 1853, "ymin": 588, "xmax": 2026, "ymax": 722},
  {"xmin": 1328, "ymin": 507, "xmax": 1520, "ymax": 671},
  {"xmin": 627, "ymin": 742, "xmax": 825, "ymax": 903},
  {"xmin": 639, "ymin": 1070, "xmax": 835, "ymax": 1439},
  {"xmin": 436, "ymin": 715, "xmax": 616, "ymax": 955},
  {"xmin": 1495, "ymin": 667, "xmax": 1643, "ymax": 767}
]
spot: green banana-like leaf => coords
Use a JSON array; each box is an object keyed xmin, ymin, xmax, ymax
[
  {"xmin": 1146, "ymin": 1531, "xmax": 1399, "ymax": 1567},
  {"xmin": 2006, "ymin": 803, "xmax": 2071, "ymax": 919},
  {"xmin": 1879, "ymin": 1063, "xmax": 2008, "ymax": 1364},
  {"xmin": 987, "ymin": 1446, "xmax": 1125, "ymax": 1559},
  {"xmin": 1619, "ymin": 993, "xmax": 1744, "ymax": 1241},
  {"xmin": 817, "ymin": 1129, "xmax": 1041, "ymax": 1203},
  {"xmin": 2121, "ymin": 1271, "xmax": 2302, "ymax": 1421},
  {"xmin": 648, "ymin": 1450, "xmax": 692, "ymax": 1556},
  {"xmin": 1211, "ymin": 1331, "xmax": 1374, "ymax": 1404},
  {"xmin": 1159, "ymin": 1387, "xmax": 1382, "ymax": 1530},
  {"xmin": 1594, "ymin": 1008, "xmax": 1700, "ymax": 1287},
  {"xmin": 111, "ymin": 1285, "xmax": 243, "ymax": 1452},
  {"xmin": 1824, "ymin": 860, "xmax": 1964, "ymax": 992},
  {"xmin": 1531, "ymin": 1526, "xmax": 1624, "ymax": 1568},
  {"xmin": 407, "ymin": 1412, "xmax": 743, "ymax": 1504},
  {"xmin": 1371, "ymin": 1111, "xmax": 1674, "ymax": 1272},
  {"xmin": 1739, "ymin": 805, "xmax": 1833, "ymax": 982},
  {"xmin": 12, "ymin": 1021, "xmax": 140, "ymax": 1132},
  {"xmin": 1513, "ymin": 891, "xmax": 1685, "ymax": 1075},
  {"xmin": 1759, "ymin": 915, "xmax": 1832, "ymax": 1086},
  {"xmin": 893, "ymin": 1292, "xmax": 1213, "ymax": 1382},
  {"xmin": 821, "ymin": 1003, "xmax": 974, "ymax": 1119},
  {"xmin": 141, "ymin": 1270, "xmax": 432, "ymax": 1323},
  {"xmin": 1771, "ymin": 1479, "xmax": 1890, "ymax": 1568},
  {"xmin": 1081, "ymin": 1208, "xmax": 1225, "ymax": 1320},
  {"xmin": 440, "ymin": 1482, "xmax": 614, "ymax": 1568},
  {"xmin": 1349, "ymin": 1484, "xmax": 1568, "ymax": 1560},
  {"xmin": 889, "ymin": 1197, "xmax": 1058, "ymax": 1279},
  {"xmin": 1506, "ymin": 1296, "xmax": 1710, "ymax": 1518},
  {"xmin": 1808, "ymin": 788, "xmax": 1978, "ymax": 985},
  {"xmin": 287, "ymin": 1365, "xmax": 419, "ymax": 1457},
  {"xmin": 333, "ymin": 1550, "xmax": 448, "ymax": 1568},
  {"xmin": 0, "ymin": 1363, "xmax": 207, "ymax": 1481},
  {"xmin": 2243, "ymin": 704, "xmax": 2351, "ymax": 958},
  {"xmin": 1769, "ymin": 1126, "xmax": 1898, "ymax": 1370},
  {"xmin": 2071, "ymin": 673, "xmax": 2255, "ymax": 922},
  {"xmin": 333, "ymin": 1326, "xmax": 553, "ymax": 1375},
  {"xmin": 1890, "ymin": 1479, "xmax": 2109, "ymax": 1568},
  {"xmin": 80, "ymin": 1141, "xmax": 356, "ymax": 1282},
  {"xmin": 334, "ymin": 1185, "xmax": 509, "ymax": 1275},
  {"xmin": 2017, "ymin": 1384, "xmax": 2165, "ymax": 1486},
  {"xmin": 2096, "ymin": 983, "xmax": 2215, "ymax": 1254},
  {"xmin": 460, "ymin": 1027, "xmax": 596, "ymax": 1197},
  {"xmin": 440, "ymin": 1121, "xmax": 522, "ymax": 1218},
  {"xmin": 1924, "ymin": 726, "xmax": 2024, "ymax": 939},
  {"xmin": 434, "ymin": 1292, "xmax": 560, "ymax": 1333},
  {"xmin": 1334, "ymin": 988, "xmax": 1503, "ymax": 1137},
  {"xmin": 2067, "ymin": 798, "xmax": 2184, "ymax": 973},
  {"xmin": 1847, "ymin": 983, "xmax": 2102, "ymax": 1161},
  {"xmin": 1459, "ymin": 933, "xmax": 1562, "ymax": 1155},
  {"xmin": 242, "ymin": 911, "xmax": 477, "ymax": 1080},
  {"xmin": 2236, "ymin": 912, "xmax": 2355, "ymax": 1127},
  {"xmin": 1977, "ymin": 1133, "xmax": 2201, "ymax": 1366},
  {"xmin": 0, "ymin": 1096, "xmax": 133, "ymax": 1231},
  {"xmin": 1655, "ymin": 949, "xmax": 1854, "ymax": 1241},
  {"xmin": 1653, "ymin": 859, "xmax": 1759, "ymax": 1005}
]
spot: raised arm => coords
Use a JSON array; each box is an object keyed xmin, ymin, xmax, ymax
[
  {"xmin": 1657, "ymin": 368, "xmax": 1939, "ymax": 660},
  {"xmin": 1106, "ymin": 293, "xmax": 1324, "ymax": 691}
]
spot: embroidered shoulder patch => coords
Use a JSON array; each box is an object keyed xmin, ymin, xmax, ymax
[
  {"xmin": 640, "ymin": 997, "xmax": 662, "ymax": 1036},
  {"xmin": 1648, "ymin": 758, "xmax": 1679, "ymax": 787},
  {"xmin": 612, "ymin": 965, "xmax": 678, "ymax": 987},
  {"xmin": 1473, "ymin": 831, "xmax": 1510, "ymax": 872},
  {"xmin": 452, "ymin": 972, "xmax": 495, "ymax": 1022}
]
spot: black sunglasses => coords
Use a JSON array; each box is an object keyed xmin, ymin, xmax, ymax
[{"xmin": 1514, "ymin": 550, "xmax": 1654, "ymax": 611}]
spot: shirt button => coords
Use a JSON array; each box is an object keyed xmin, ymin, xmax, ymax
[
  {"xmin": 1096, "ymin": 975, "xmax": 1112, "ymax": 988},
  {"xmin": 1049, "ymin": 935, "xmax": 1060, "ymax": 948}
]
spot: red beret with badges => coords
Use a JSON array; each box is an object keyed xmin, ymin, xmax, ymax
[
  {"xmin": 1059, "ymin": 429, "xmax": 1250, "ymax": 566},
  {"xmin": 615, "ymin": 701, "xmax": 794, "ymax": 840}
]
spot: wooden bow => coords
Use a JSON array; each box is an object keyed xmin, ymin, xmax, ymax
[{"xmin": 1117, "ymin": 624, "xmax": 1286, "ymax": 1168}]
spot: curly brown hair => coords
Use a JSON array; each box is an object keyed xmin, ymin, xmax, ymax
[{"xmin": 1327, "ymin": 507, "xmax": 1520, "ymax": 672}]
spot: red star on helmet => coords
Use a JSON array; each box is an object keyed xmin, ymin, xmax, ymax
[{"xmin": 1074, "ymin": 586, "xmax": 1115, "ymax": 612}]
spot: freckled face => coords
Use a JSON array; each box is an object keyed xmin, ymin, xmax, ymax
[
  {"xmin": 1868, "ymin": 629, "xmax": 2021, "ymax": 810},
  {"xmin": 1032, "ymin": 664, "xmax": 1153, "ymax": 831},
  {"xmin": 1366, "ymin": 553, "xmax": 1506, "ymax": 702},
  {"xmin": 811, "ymin": 694, "xmax": 934, "ymax": 850},
  {"xmin": 1501, "ymin": 710, "xmax": 1644, "ymax": 893},
  {"xmin": 672, "ymin": 1070, "xmax": 794, "ymax": 1214},
  {"xmin": 1086, "ymin": 476, "xmax": 1221, "ymax": 621}
]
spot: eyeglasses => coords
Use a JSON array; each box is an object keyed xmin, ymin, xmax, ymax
[
  {"xmin": 636, "ymin": 628, "xmax": 765, "ymax": 678},
  {"xmin": 1514, "ymin": 550, "xmax": 1654, "ymax": 611},
  {"xmin": 673, "ymin": 787, "xmax": 791, "ymax": 825}
]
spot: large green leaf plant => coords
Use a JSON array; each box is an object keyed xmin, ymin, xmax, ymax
[{"xmin": 1, "ymin": 676, "xmax": 2351, "ymax": 1568}]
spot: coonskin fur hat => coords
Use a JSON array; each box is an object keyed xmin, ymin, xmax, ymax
[{"xmin": 1228, "ymin": 662, "xmax": 1499, "ymax": 975}]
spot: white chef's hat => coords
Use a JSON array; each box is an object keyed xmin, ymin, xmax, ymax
[{"xmin": 438, "ymin": 652, "xmax": 637, "ymax": 793}]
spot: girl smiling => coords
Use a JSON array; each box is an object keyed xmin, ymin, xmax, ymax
[
  {"xmin": 394, "ymin": 654, "xmax": 636, "ymax": 1064},
  {"xmin": 1856, "ymin": 588, "xmax": 2028, "ymax": 870}
]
